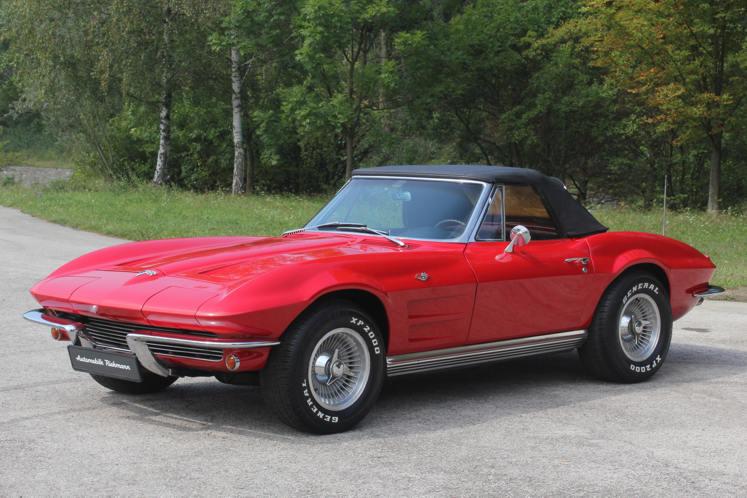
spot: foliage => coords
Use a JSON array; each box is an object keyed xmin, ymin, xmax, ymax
[{"xmin": 0, "ymin": 0, "xmax": 745, "ymax": 206}]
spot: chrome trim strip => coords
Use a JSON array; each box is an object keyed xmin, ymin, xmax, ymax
[
  {"xmin": 693, "ymin": 285, "xmax": 725, "ymax": 298},
  {"xmin": 23, "ymin": 309, "xmax": 82, "ymax": 343},
  {"xmin": 126, "ymin": 333, "xmax": 280, "ymax": 377},
  {"xmin": 352, "ymin": 174, "xmax": 489, "ymax": 186},
  {"xmin": 386, "ymin": 330, "xmax": 587, "ymax": 377}
]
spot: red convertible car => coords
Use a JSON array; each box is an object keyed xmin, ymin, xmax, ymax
[{"xmin": 25, "ymin": 165, "xmax": 723, "ymax": 433}]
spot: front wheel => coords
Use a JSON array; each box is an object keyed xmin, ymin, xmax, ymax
[
  {"xmin": 579, "ymin": 272, "xmax": 672, "ymax": 383},
  {"xmin": 261, "ymin": 300, "xmax": 385, "ymax": 434}
]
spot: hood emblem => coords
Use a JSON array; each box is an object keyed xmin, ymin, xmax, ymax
[
  {"xmin": 135, "ymin": 269, "xmax": 159, "ymax": 277},
  {"xmin": 415, "ymin": 272, "xmax": 430, "ymax": 282}
]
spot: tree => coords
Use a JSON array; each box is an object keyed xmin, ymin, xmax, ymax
[
  {"xmin": 228, "ymin": 46, "xmax": 247, "ymax": 194},
  {"xmin": 396, "ymin": 0, "xmax": 622, "ymax": 197},
  {"xmin": 212, "ymin": 0, "xmax": 299, "ymax": 194},
  {"xmin": 289, "ymin": 0, "xmax": 397, "ymax": 179},
  {"xmin": 153, "ymin": 3, "xmax": 175, "ymax": 185},
  {"xmin": 578, "ymin": 0, "xmax": 747, "ymax": 211}
]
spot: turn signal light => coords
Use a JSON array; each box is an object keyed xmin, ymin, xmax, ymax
[
  {"xmin": 51, "ymin": 327, "xmax": 70, "ymax": 341},
  {"xmin": 225, "ymin": 353, "xmax": 241, "ymax": 371}
]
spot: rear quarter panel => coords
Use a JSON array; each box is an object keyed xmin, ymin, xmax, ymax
[{"xmin": 585, "ymin": 232, "xmax": 716, "ymax": 321}]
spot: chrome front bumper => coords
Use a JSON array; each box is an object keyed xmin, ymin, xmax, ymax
[
  {"xmin": 23, "ymin": 309, "xmax": 279, "ymax": 377},
  {"xmin": 693, "ymin": 285, "xmax": 726, "ymax": 305}
]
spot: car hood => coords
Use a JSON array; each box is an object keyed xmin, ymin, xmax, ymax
[
  {"xmin": 31, "ymin": 233, "xmax": 400, "ymax": 324},
  {"xmin": 101, "ymin": 233, "xmax": 367, "ymax": 281}
]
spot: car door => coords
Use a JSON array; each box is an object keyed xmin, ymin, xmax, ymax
[{"xmin": 464, "ymin": 184, "xmax": 595, "ymax": 344}]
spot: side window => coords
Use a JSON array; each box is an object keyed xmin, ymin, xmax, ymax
[
  {"xmin": 476, "ymin": 187, "xmax": 504, "ymax": 240},
  {"xmin": 504, "ymin": 185, "xmax": 559, "ymax": 239}
]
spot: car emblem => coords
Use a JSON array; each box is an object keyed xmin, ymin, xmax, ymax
[
  {"xmin": 90, "ymin": 305, "xmax": 98, "ymax": 313},
  {"xmin": 415, "ymin": 272, "xmax": 430, "ymax": 282},
  {"xmin": 135, "ymin": 269, "xmax": 159, "ymax": 277}
]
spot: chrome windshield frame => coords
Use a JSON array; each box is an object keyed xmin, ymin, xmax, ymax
[{"xmin": 303, "ymin": 175, "xmax": 492, "ymax": 244}]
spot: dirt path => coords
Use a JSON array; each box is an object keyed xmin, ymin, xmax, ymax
[{"xmin": 1, "ymin": 165, "xmax": 73, "ymax": 186}]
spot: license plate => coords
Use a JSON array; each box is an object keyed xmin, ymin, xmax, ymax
[{"xmin": 68, "ymin": 346, "xmax": 143, "ymax": 382}]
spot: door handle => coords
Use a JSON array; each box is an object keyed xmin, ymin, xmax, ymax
[{"xmin": 564, "ymin": 257, "xmax": 590, "ymax": 265}]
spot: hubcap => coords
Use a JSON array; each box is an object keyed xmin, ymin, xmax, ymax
[
  {"xmin": 618, "ymin": 293, "xmax": 661, "ymax": 362},
  {"xmin": 308, "ymin": 328, "xmax": 371, "ymax": 411}
]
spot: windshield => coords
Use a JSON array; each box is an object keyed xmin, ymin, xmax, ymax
[{"xmin": 307, "ymin": 177, "xmax": 486, "ymax": 240}]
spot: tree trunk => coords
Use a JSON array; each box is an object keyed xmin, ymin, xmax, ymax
[
  {"xmin": 378, "ymin": 29, "xmax": 390, "ymax": 132},
  {"xmin": 707, "ymin": 133, "xmax": 722, "ymax": 212},
  {"xmin": 153, "ymin": 5, "xmax": 173, "ymax": 186},
  {"xmin": 344, "ymin": 126, "xmax": 353, "ymax": 179},
  {"xmin": 246, "ymin": 133, "xmax": 256, "ymax": 193},
  {"xmin": 230, "ymin": 46, "xmax": 246, "ymax": 195}
]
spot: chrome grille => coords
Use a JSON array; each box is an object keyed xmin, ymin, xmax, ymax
[
  {"xmin": 85, "ymin": 318, "xmax": 131, "ymax": 350},
  {"xmin": 70, "ymin": 315, "xmax": 223, "ymax": 362}
]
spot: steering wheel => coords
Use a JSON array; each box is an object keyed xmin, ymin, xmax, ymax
[{"xmin": 434, "ymin": 218, "xmax": 467, "ymax": 235}]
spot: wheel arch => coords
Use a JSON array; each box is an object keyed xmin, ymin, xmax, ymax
[
  {"xmin": 614, "ymin": 262, "xmax": 671, "ymax": 296},
  {"xmin": 288, "ymin": 288, "xmax": 390, "ymax": 350}
]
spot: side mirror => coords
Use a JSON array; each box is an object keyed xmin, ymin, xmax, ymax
[{"xmin": 504, "ymin": 225, "xmax": 531, "ymax": 253}]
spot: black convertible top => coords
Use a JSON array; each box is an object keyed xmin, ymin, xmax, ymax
[{"xmin": 352, "ymin": 164, "xmax": 608, "ymax": 238}]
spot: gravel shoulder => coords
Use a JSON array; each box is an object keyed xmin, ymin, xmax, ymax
[
  {"xmin": 1, "ymin": 165, "xmax": 73, "ymax": 186},
  {"xmin": 1, "ymin": 206, "xmax": 745, "ymax": 496}
]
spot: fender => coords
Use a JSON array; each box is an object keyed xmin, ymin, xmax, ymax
[
  {"xmin": 195, "ymin": 263, "xmax": 394, "ymax": 340},
  {"xmin": 586, "ymin": 232, "xmax": 715, "ymax": 321}
]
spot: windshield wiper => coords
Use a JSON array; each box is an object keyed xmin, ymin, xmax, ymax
[
  {"xmin": 282, "ymin": 222, "xmax": 406, "ymax": 247},
  {"xmin": 282, "ymin": 222, "xmax": 365, "ymax": 236}
]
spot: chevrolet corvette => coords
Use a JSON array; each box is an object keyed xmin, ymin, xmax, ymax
[{"xmin": 24, "ymin": 165, "xmax": 723, "ymax": 433}]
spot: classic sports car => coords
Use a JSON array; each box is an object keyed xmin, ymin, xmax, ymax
[{"xmin": 25, "ymin": 165, "xmax": 723, "ymax": 433}]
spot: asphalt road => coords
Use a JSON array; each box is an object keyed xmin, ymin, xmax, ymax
[{"xmin": 1, "ymin": 206, "xmax": 746, "ymax": 496}]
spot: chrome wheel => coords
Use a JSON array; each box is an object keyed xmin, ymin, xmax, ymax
[
  {"xmin": 308, "ymin": 328, "xmax": 371, "ymax": 411},
  {"xmin": 618, "ymin": 293, "xmax": 661, "ymax": 362}
]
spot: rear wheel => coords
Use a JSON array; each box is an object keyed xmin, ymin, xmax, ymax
[
  {"xmin": 579, "ymin": 272, "xmax": 672, "ymax": 383},
  {"xmin": 261, "ymin": 300, "xmax": 385, "ymax": 434},
  {"xmin": 90, "ymin": 371, "xmax": 177, "ymax": 394}
]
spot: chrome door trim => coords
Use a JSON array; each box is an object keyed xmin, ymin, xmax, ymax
[{"xmin": 386, "ymin": 329, "xmax": 587, "ymax": 377}]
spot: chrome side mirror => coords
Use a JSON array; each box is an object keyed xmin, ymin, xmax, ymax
[{"xmin": 504, "ymin": 225, "xmax": 531, "ymax": 253}]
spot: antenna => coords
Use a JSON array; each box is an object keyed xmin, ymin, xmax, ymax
[{"xmin": 661, "ymin": 175, "xmax": 668, "ymax": 235}]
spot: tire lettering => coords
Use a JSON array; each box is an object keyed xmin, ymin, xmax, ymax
[
  {"xmin": 623, "ymin": 282, "xmax": 660, "ymax": 304},
  {"xmin": 630, "ymin": 354, "xmax": 663, "ymax": 373},
  {"xmin": 350, "ymin": 316, "xmax": 383, "ymax": 356},
  {"xmin": 301, "ymin": 378, "xmax": 339, "ymax": 423}
]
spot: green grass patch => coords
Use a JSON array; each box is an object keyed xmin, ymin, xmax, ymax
[
  {"xmin": 0, "ymin": 182, "xmax": 327, "ymax": 240},
  {"xmin": 0, "ymin": 183, "xmax": 743, "ymax": 287}
]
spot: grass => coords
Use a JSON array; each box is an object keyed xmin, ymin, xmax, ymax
[
  {"xmin": 0, "ymin": 182, "xmax": 327, "ymax": 240},
  {"xmin": 0, "ymin": 182, "xmax": 743, "ymax": 287}
]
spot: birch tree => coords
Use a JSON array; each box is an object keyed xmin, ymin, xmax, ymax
[
  {"xmin": 230, "ymin": 46, "xmax": 247, "ymax": 194},
  {"xmin": 153, "ymin": 3, "xmax": 175, "ymax": 185}
]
